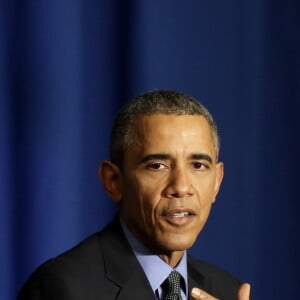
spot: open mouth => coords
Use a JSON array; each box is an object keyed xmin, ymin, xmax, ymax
[
  {"xmin": 162, "ymin": 209, "xmax": 196, "ymax": 226},
  {"xmin": 167, "ymin": 212, "xmax": 190, "ymax": 218},
  {"xmin": 163, "ymin": 209, "xmax": 196, "ymax": 218}
]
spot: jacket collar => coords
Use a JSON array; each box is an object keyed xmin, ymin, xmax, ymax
[
  {"xmin": 100, "ymin": 218, "xmax": 157, "ymax": 300},
  {"xmin": 100, "ymin": 217, "xmax": 206, "ymax": 300}
]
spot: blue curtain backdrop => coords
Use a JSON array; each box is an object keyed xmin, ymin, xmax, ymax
[{"xmin": 1, "ymin": 0, "xmax": 299, "ymax": 299}]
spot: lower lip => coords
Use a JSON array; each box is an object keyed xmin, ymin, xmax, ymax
[{"xmin": 164, "ymin": 215, "xmax": 194, "ymax": 226}]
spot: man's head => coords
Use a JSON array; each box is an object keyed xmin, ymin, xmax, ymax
[
  {"xmin": 99, "ymin": 90, "xmax": 224, "ymax": 266},
  {"xmin": 110, "ymin": 90, "xmax": 220, "ymax": 168}
]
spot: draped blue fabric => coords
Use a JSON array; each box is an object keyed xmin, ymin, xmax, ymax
[{"xmin": 1, "ymin": 1, "xmax": 299, "ymax": 299}]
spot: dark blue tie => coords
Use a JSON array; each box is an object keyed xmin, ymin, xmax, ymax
[{"xmin": 163, "ymin": 271, "xmax": 182, "ymax": 300}]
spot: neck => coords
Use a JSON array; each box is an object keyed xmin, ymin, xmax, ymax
[{"xmin": 159, "ymin": 250, "xmax": 184, "ymax": 268}]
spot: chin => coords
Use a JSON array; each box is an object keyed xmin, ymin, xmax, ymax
[{"xmin": 161, "ymin": 237, "xmax": 196, "ymax": 252}]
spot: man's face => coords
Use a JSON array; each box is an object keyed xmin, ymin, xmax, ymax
[{"xmin": 118, "ymin": 114, "xmax": 223, "ymax": 254}]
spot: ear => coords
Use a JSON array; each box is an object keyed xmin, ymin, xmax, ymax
[
  {"xmin": 212, "ymin": 161, "xmax": 224, "ymax": 203},
  {"xmin": 98, "ymin": 160, "xmax": 123, "ymax": 203}
]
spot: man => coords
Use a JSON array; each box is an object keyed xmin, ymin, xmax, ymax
[{"xmin": 18, "ymin": 90, "xmax": 250, "ymax": 300}]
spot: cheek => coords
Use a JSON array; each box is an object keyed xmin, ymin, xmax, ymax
[
  {"xmin": 122, "ymin": 177, "xmax": 159, "ymax": 217},
  {"xmin": 197, "ymin": 176, "xmax": 219, "ymax": 200},
  {"xmin": 137, "ymin": 184, "xmax": 162, "ymax": 215},
  {"xmin": 200, "ymin": 203, "xmax": 213, "ymax": 223},
  {"xmin": 194, "ymin": 183, "xmax": 216, "ymax": 222}
]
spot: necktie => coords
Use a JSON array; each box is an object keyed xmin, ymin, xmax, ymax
[{"xmin": 162, "ymin": 270, "xmax": 183, "ymax": 300}]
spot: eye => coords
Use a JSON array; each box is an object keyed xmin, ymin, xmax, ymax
[
  {"xmin": 191, "ymin": 162, "xmax": 207, "ymax": 170},
  {"xmin": 147, "ymin": 162, "xmax": 167, "ymax": 170}
]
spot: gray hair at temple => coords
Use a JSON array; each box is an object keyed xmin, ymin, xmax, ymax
[{"xmin": 110, "ymin": 90, "xmax": 220, "ymax": 167}]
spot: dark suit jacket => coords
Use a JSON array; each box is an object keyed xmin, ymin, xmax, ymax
[{"xmin": 18, "ymin": 218, "xmax": 241, "ymax": 300}]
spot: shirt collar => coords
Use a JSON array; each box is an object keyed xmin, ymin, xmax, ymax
[{"xmin": 120, "ymin": 218, "xmax": 188, "ymax": 296}]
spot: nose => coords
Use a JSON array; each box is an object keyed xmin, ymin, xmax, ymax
[{"xmin": 164, "ymin": 166, "xmax": 194, "ymax": 198}]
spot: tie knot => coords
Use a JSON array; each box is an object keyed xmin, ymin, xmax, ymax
[{"xmin": 162, "ymin": 271, "xmax": 182, "ymax": 300}]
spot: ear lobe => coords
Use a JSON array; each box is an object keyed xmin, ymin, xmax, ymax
[
  {"xmin": 212, "ymin": 162, "xmax": 224, "ymax": 203},
  {"xmin": 98, "ymin": 160, "xmax": 123, "ymax": 202}
]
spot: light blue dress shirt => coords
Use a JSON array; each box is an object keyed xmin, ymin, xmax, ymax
[{"xmin": 120, "ymin": 219, "xmax": 188, "ymax": 300}]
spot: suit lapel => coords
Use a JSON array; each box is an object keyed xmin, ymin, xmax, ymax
[
  {"xmin": 100, "ymin": 218, "xmax": 156, "ymax": 300},
  {"xmin": 187, "ymin": 256, "xmax": 206, "ymax": 299},
  {"xmin": 116, "ymin": 273, "xmax": 156, "ymax": 300}
]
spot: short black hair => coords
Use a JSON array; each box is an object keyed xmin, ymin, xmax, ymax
[{"xmin": 110, "ymin": 90, "xmax": 220, "ymax": 167}]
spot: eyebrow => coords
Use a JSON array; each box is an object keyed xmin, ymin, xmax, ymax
[
  {"xmin": 140, "ymin": 154, "xmax": 171, "ymax": 164},
  {"xmin": 190, "ymin": 153, "xmax": 213, "ymax": 164},
  {"xmin": 139, "ymin": 153, "xmax": 213, "ymax": 164}
]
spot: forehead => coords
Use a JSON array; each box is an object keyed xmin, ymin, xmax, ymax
[{"xmin": 129, "ymin": 114, "xmax": 215, "ymax": 155}]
